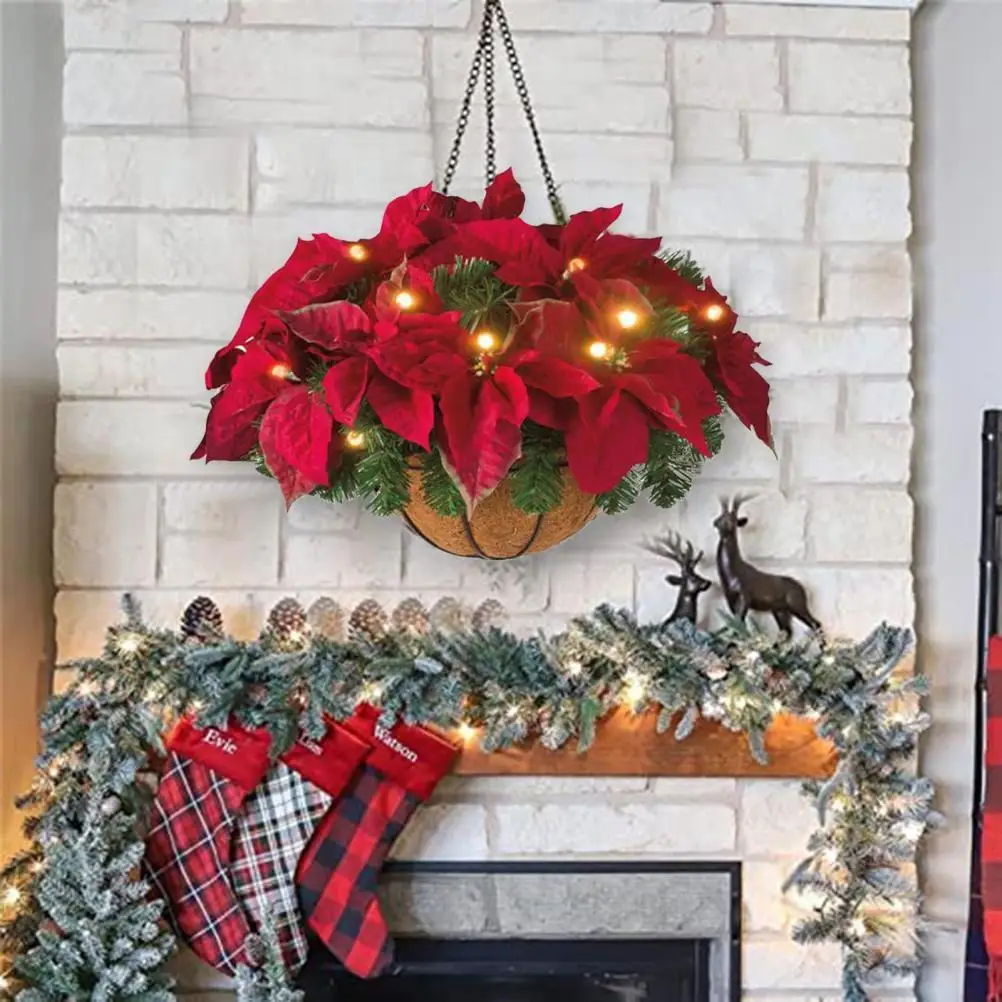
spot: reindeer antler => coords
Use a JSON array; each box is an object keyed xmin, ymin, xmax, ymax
[
  {"xmin": 643, "ymin": 530, "xmax": 701, "ymax": 568},
  {"xmin": 729, "ymin": 492, "xmax": 758, "ymax": 514}
]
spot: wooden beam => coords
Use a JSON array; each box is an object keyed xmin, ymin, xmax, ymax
[{"xmin": 452, "ymin": 712, "xmax": 836, "ymax": 778}]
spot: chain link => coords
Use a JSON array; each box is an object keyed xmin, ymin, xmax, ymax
[{"xmin": 439, "ymin": 0, "xmax": 566, "ymax": 225}]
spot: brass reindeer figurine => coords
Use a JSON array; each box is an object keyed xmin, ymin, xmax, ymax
[
  {"xmin": 713, "ymin": 496, "xmax": 821, "ymax": 636},
  {"xmin": 643, "ymin": 531, "xmax": 712, "ymax": 624}
]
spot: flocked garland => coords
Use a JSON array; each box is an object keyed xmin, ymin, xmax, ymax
[{"xmin": 0, "ymin": 595, "xmax": 939, "ymax": 1002}]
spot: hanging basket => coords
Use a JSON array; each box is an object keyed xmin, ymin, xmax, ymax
[{"xmin": 401, "ymin": 459, "xmax": 597, "ymax": 559}]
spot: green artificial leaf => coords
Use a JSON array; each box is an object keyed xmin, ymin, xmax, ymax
[
  {"xmin": 509, "ymin": 445, "xmax": 563, "ymax": 514},
  {"xmin": 596, "ymin": 467, "xmax": 642, "ymax": 514},
  {"xmin": 420, "ymin": 448, "xmax": 465, "ymax": 517}
]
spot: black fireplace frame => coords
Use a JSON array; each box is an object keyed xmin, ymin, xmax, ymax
[{"xmin": 301, "ymin": 860, "xmax": 742, "ymax": 1002}]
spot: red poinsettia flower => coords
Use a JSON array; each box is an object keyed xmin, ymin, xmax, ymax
[
  {"xmin": 277, "ymin": 300, "xmax": 436, "ymax": 450},
  {"xmin": 193, "ymin": 342, "xmax": 303, "ymax": 462}
]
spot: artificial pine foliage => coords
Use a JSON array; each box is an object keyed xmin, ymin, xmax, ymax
[{"xmin": 420, "ymin": 449, "xmax": 466, "ymax": 517}]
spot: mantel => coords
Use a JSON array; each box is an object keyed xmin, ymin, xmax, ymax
[{"xmin": 453, "ymin": 712, "xmax": 836, "ymax": 778}]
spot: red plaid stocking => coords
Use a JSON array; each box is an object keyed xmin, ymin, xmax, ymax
[
  {"xmin": 228, "ymin": 722, "xmax": 369, "ymax": 974},
  {"xmin": 143, "ymin": 718, "xmax": 271, "ymax": 976},
  {"xmin": 296, "ymin": 705, "xmax": 458, "ymax": 978}
]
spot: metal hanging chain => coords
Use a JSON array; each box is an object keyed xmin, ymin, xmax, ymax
[{"xmin": 440, "ymin": 0, "xmax": 566, "ymax": 225}]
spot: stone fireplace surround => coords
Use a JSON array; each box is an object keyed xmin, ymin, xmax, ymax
[{"xmin": 53, "ymin": 0, "xmax": 922, "ymax": 997}]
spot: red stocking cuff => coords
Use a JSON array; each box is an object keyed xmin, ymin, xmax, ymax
[
  {"xmin": 281, "ymin": 720, "xmax": 370, "ymax": 798},
  {"xmin": 346, "ymin": 704, "xmax": 459, "ymax": 799},
  {"xmin": 167, "ymin": 717, "xmax": 272, "ymax": 791}
]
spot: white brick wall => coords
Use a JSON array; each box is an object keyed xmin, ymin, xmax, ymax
[{"xmin": 55, "ymin": 2, "xmax": 917, "ymax": 997}]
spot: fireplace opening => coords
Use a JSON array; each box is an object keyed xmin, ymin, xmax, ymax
[
  {"xmin": 296, "ymin": 861, "xmax": 740, "ymax": 1002},
  {"xmin": 298, "ymin": 936, "xmax": 711, "ymax": 1001}
]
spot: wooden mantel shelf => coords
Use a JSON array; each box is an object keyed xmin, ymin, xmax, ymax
[{"xmin": 453, "ymin": 712, "xmax": 836, "ymax": 779}]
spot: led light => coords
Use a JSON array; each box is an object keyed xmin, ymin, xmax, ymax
[
  {"xmin": 30, "ymin": 862, "xmax": 44, "ymax": 875},
  {"xmin": 345, "ymin": 430, "xmax": 366, "ymax": 449},
  {"xmin": 360, "ymin": 682, "xmax": 383, "ymax": 704},
  {"xmin": 457, "ymin": 722, "xmax": 478, "ymax": 743},
  {"xmin": 616, "ymin": 308, "xmax": 640, "ymax": 330},
  {"xmin": 704, "ymin": 303, "xmax": 725, "ymax": 323},
  {"xmin": 565, "ymin": 257, "xmax": 587, "ymax": 274},
  {"xmin": 394, "ymin": 290, "xmax": 417, "ymax": 310},
  {"xmin": 0, "ymin": 975, "xmax": 9, "ymax": 992},
  {"xmin": 621, "ymin": 671, "xmax": 648, "ymax": 705},
  {"xmin": 3, "ymin": 887, "xmax": 21, "ymax": 906},
  {"xmin": 270, "ymin": 363, "xmax": 292, "ymax": 381},
  {"xmin": 116, "ymin": 633, "xmax": 141, "ymax": 654},
  {"xmin": 587, "ymin": 340, "xmax": 611, "ymax": 360},
  {"xmin": 347, "ymin": 243, "xmax": 368, "ymax": 262},
  {"xmin": 78, "ymin": 680, "xmax": 98, "ymax": 696},
  {"xmin": 474, "ymin": 330, "xmax": 499, "ymax": 353},
  {"xmin": 564, "ymin": 661, "xmax": 583, "ymax": 678}
]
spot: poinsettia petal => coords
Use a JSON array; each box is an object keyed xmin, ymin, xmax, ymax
[
  {"xmin": 453, "ymin": 218, "xmax": 563, "ymax": 278},
  {"xmin": 527, "ymin": 389, "xmax": 576, "ymax": 430},
  {"xmin": 560, "ymin": 206, "xmax": 623, "ymax": 260},
  {"xmin": 197, "ymin": 383, "xmax": 274, "ymax": 462},
  {"xmin": 438, "ymin": 370, "xmax": 523, "ymax": 510},
  {"xmin": 564, "ymin": 388, "xmax": 650, "ymax": 494},
  {"xmin": 379, "ymin": 183, "xmax": 434, "ymax": 239},
  {"xmin": 259, "ymin": 386, "xmax": 334, "ymax": 506},
  {"xmin": 510, "ymin": 299, "xmax": 587, "ymax": 359},
  {"xmin": 586, "ymin": 232, "xmax": 663, "ymax": 277},
  {"xmin": 481, "ymin": 168, "xmax": 526, "ymax": 220},
  {"xmin": 514, "ymin": 353, "xmax": 601, "ymax": 398},
  {"xmin": 366, "ymin": 373, "xmax": 435, "ymax": 450},
  {"xmin": 283, "ymin": 301, "xmax": 371, "ymax": 352},
  {"xmin": 322, "ymin": 355, "xmax": 372, "ymax": 427},
  {"xmin": 710, "ymin": 330, "xmax": 772, "ymax": 446},
  {"xmin": 490, "ymin": 366, "xmax": 530, "ymax": 425}
]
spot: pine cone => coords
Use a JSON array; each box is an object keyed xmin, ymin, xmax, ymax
[
  {"xmin": 392, "ymin": 598, "xmax": 430, "ymax": 636},
  {"xmin": 180, "ymin": 596, "xmax": 223, "ymax": 640},
  {"xmin": 266, "ymin": 598, "xmax": 307, "ymax": 643},
  {"xmin": 307, "ymin": 597, "xmax": 346, "ymax": 641},
  {"xmin": 473, "ymin": 598, "xmax": 507, "ymax": 632},
  {"xmin": 349, "ymin": 599, "xmax": 389, "ymax": 641},
  {"xmin": 429, "ymin": 597, "xmax": 471, "ymax": 633}
]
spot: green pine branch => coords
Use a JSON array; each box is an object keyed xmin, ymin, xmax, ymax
[
  {"xmin": 596, "ymin": 467, "xmax": 643, "ymax": 514},
  {"xmin": 420, "ymin": 448, "xmax": 465, "ymax": 517},
  {"xmin": 432, "ymin": 257, "xmax": 516, "ymax": 331},
  {"xmin": 658, "ymin": 248, "xmax": 705, "ymax": 286},
  {"xmin": 509, "ymin": 443, "xmax": 564, "ymax": 515},
  {"xmin": 353, "ymin": 411, "xmax": 410, "ymax": 516}
]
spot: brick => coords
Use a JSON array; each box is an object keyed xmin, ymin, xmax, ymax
[
  {"xmin": 163, "ymin": 481, "xmax": 280, "ymax": 534},
  {"xmin": 437, "ymin": 126, "xmax": 674, "ymax": 186},
  {"xmin": 789, "ymin": 426, "xmax": 912, "ymax": 485},
  {"xmin": 739, "ymin": 780, "xmax": 816, "ymax": 857},
  {"xmin": 64, "ymin": 1, "xmax": 182, "ymax": 51},
  {"xmin": 56, "ymin": 401, "xmax": 250, "ymax": 477},
  {"xmin": 58, "ymin": 345, "xmax": 209, "ymax": 398},
  {"xmin": 757, "ymin": 323, "xmax": 911, "ymax": 377},
  {"xmin": 824, "ymin": 247, "xmax": 912, "ymax": 321},
  {"xmin": 285, "ymin": 495, "xmax": 362, "ymax": 533},
  {"xmin": 189, "ymin": 28, "xmax": 427, "ymax": 128},
  {"xmin": 725, "ymin": 5, "xmax": 911, "ymax": 41},
  {"xmin": 729, "ymin": 246, "xmax": 820, "ymax": 320},
  {"xmin": 60, "ymin": 213, "xmax": 252, "ymax": 289},
  {"xmin": 437, "ymin": 776, "xmax": 650, "ymax": 799},
  {"xmin": 674, "ymin": 40, "xmax": 782, "ymax": 111},
  {"xmin": 62, "ymin": 136, "xmax": 249, "ymax": 211},
  {"xmin": 57, "ymin": 289, "xmax": 248, "ymax": 342},
  {"xmin": 255, "ymin": 130, "xmax": 434, "ymax": 210},
  {"xmin": 55, "ymin": 590, "xmax": 128, "ymax": 661},
  {"xmin": 789, "ymin": 42, "xmax": 911, "ymax": 115},
  {"xmin": 817, "ymin": 169, "xmax": 911, "ymax": 242},
  {"xmin": 143, "ymin": 0, "xmax": 232, "ymax": 20},
  {"xmin": 744, "ymin": 938, "xmax": 842, "ymax": 991},
  {"xmin": 769, "ymin": 378, "xmax": 839, "ymax": 425},
  {"xmin": 161, "ymin": 534, "xmax": 280, "ymax": 588},
  {"xmin": 701, "ymin": 419, "xmax": 780, "ymax": 482},
  {"xmin": 658, "ymin": 166, "xmax": 808, "ymax": 240},
  {"xmin": 402, "ymin": 533, "xmax": 464, "ymax": 590},
  {"xmin": 498, "ymin": 1, "xmax": 713, "ymax": 34},
  {"xmin": 459, "ymin": 559, "xmax": 550, "ymax": 613},
  {"xmin": 809, "ymin": 488, "xmax": 913, "ymax": 563},
  {"xmin": 649, "ymin": 778, "xmax": 736, "ymax": 801},
  {"xmin": 808, "ymin": 568, "xmax": 914, "ymax": 635},
  {"xmin": 433, "ymin": 34, "xmax": 669, "ymax": 134},
  {"xmin": 54, "ymin": 483, "xmax": 157, "ymax": 587},
  {"xmin": 847, "ymin": 378, "xmax": 913, "ymax": 424},
  {"xmin": 744, "ymin": 860, "xmax": 796, "ymax": 935},
  {"xmin": 548, "ymin": 555, "xmax": 635, "ymax": 615},
  {"xmin": 64, "ymin": 52, "xmax": 185, "ymax": 126},
  {"xmin": 240, "ymin": 0, "xmax": 472, "ymax": 27},
  {"xmin": 748, "ymin": 114, "xmax": 912, "ymax": 166},
  {"xmin": 491, "ymin": 802, "xmax": 736, "ymax": 855},
  {"xmin": 389, "ymin": 804, "xmax": 489, "ymax": 860},
  {"xmin": 283, "ymin": 529, "xmax": 403, "ymax": 589},
  {"xmin": 674, "ymin": 109, "xmax": 743, "ymax": 162}
]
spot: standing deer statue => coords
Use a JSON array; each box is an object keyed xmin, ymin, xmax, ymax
[
  {"xmin": 643, "ymin": 531, "xmax": 713, "ymax": 624},
  {"xmin": 713, "ymin": 495, "xmax": 822, "ymax": 636}
]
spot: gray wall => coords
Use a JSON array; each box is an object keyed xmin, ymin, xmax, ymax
[
  {"xmin": 0, "ymin": 1, "xmax": 61, "ymax": 856},
  {"xmin": 913, "ymin": 0, "xmax": 1002, "ymax": 995}
]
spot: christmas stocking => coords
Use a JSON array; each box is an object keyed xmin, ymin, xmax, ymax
[
  {"xmin": 228, "ymin": 721, "xmax": 369, "ymax": 974},
  {"xmin": 143, "ymin": 717, "xmax": 271, "ymax": 977},
  {"xmin": 296, "ymin": 705, "xmax": 459, "ymax": 978}
]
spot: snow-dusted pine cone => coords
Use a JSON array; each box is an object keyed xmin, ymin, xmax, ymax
[
  {"xmin": 392, "ymin": 598, "xmax": 430, "ymax": 636},
  {"xmin": 349, "ymin": 599, "xmax": 389, "ymax": 641},
  {"xmin": 473, "ymin": 599, "xmax": 507, "ymax": 632},
  {"xmin": 429, "ymin": 597, "xmax": 471, "ymax": 633},
  {"xmin": 308, "ymin": 597, "xmax": 346, "ymax": 641},
  {"xmin": 266, "ymin": 597, "xmax": 308, "ymax": 643},
  {"xmin": 180, "ymin": 596, "xmax": 224, "ymax": 641}
]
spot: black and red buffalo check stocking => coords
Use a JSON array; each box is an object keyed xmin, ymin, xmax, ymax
[
  {"xmin": 143, "ymin": 717, "xmax": 271, "ymax": 976},
  {"xmin": 228, "ymin": 721, "xmax": 369, "ymax": 973},
  {"xmin": 296, "ymin": 705, "xmax": 459, "ymax": 978}
]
